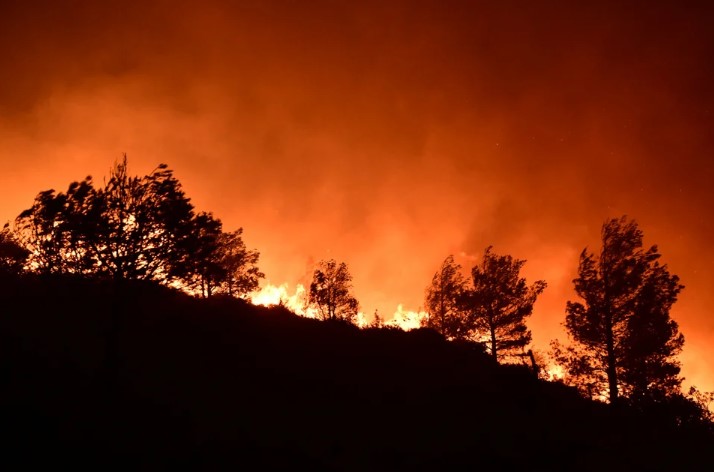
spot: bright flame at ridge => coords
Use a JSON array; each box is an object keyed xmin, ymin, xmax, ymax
[
  {"xmin": 544, "ymin": 364, "xmax": 565, "ymax": 382},
  {"xmin": 250, "ymin": 282, "xmax": 428, "ymax": 330},
  {"xmin": 384, "ymin": 304, "xmax": 428, "ymax": 330}
]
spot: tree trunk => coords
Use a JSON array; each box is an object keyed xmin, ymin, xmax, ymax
[
  {"xmin": 602, "ymin": 268, "xmax": 619, "ymax": 405},
  {"xmin": 490, "ymin": 322, "xmax": 498, "ymax": 362},
  {"xmin": 605, "ymin": 313, "xmax": 619, "ymax": 404},
  {"xmin": 439, "ymin": 294, "xmax": 446, "ymax": 337},
  {"xmin": 527, "ymin": 350, "xmax": 540, "ymax": 379}
]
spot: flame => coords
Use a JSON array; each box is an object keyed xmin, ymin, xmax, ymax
[
  {"xmin": 248, "ymin": 281, "xmax": 319, "ymax": 319},
  {"xmin": 249, "ymin": 281, "xmax": 307, "ymax": 312},
  {"xmin": 250, "ymin": 282, "xmax": 428, "ymax": 330},
  {"xmin": 383, "ymin": 304, "xmax": 428, "ymax": 330},
  {"xmin": 249, "ymin": 284, "xmax": 571, "ymax": 384},
  {"xmin": 543, "ymin": 364, "xmax": 565, "ymax": 382}
]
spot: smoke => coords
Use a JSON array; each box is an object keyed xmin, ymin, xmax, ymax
[{"xmin": 1, "ymin": 0, "xmax": 713, "ymax": 390}]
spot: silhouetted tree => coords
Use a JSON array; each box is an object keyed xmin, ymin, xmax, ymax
[
  {"xmin": 561, "ymin": 216, "xmax": 684, "ymax": 404},
  {"xmin": 422, "ymin": 255, "xmax": 468, "ymax": 339},
  {"xmin": 174, "ymin": 211, "xmax": 225, "ymax": 297},
  {"xmin": 463, "ymin": 246, "xmax": 546, "ymax": 362},
  {"xmin": 62, "ymin": 177, "xmax": 102, "ymax": 274},
  {"xmin": 0, "ymin": 223, "xmax": 29, "ymax": 274},
  {"xmin": 89, "ymin": 156, "xmax": 195, "ymax": 281},
  {"xmin": 15, "ymin": 175, "xmax": 99, "ymax": 275},
  {"xmin": 15, "ymin": 156, "xmax": 198, "ymax": 281},
  {"xmin": 15, "ymin": 189, "xmax": 64, "ymax": 273},
  {"xmin": 307, "ymin": 259, "xmax": 359, "ymax": 322},
  {"xmin": 177, "ymin": 222, "xmax": 264, "ymax": 298},
  {"xmin": 14, "ymin": 156, "xmax": 263, "ymax": 295},
  {"xmin": 214, "ymin": 228, "xmax": 263, "ymax": 297},
  {"xmin": 685, "ymin": 386, "xmax": 714, "ymax": 424}
]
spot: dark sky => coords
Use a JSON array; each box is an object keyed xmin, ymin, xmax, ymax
[{"xmin": 1, "ymin": 0, "xmax": 713, "ymax": 389}]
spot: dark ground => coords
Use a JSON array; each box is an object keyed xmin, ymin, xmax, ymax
[{"xmin": 1, "ymin": 274, "xmax": 712, "ymax": 471}]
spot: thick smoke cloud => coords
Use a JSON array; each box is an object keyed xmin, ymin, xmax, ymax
[{"xmin": 1, "ymin": 0, "xmax": 713, "ymax": 389}]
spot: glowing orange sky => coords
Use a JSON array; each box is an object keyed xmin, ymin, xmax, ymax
[{"xmin": 1, "ymin": 1, "xmax": 713, "ymax": 391}]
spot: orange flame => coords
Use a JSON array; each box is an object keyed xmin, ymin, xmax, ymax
[{"xmin": 250, "ymin": 282, "xmax": 428, "ymax": 330}]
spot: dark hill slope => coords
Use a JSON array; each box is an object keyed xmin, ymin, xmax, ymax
[{"xmin": 0, "ymin": 275, "xmax": 711, "ymax": 470}]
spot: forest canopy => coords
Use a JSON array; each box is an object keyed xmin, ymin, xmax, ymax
[{"xmin": 10, "ymin": 156, "xmax": 263, "ymax": 297}]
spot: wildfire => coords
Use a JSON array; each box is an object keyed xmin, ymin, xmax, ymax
[
  {"xmin": 384, "ymin": 304, "xmax": 428, "ymax": 330},
  {"xmin": 249, "ymin": 282, "xmax": 306, "ymax": 311},
  {"xmin": 249, "ymin": 282, "xmax": 428, "ymax": 330},
  {"xmin": 544, "ymin": 364, "xmax": 565, "ymax": 382}
]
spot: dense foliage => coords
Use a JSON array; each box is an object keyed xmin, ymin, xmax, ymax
[
  {"xmin": 556, "ymin": 217, "xmax": 685, "ymax": 405},
  {"xmin": 423, "ymin": 255, "xmax": 468, "ymax": 339},
  {"xmin": 463, "ymin": 247, "xmax": 546, "ymax": 361},
  {"xmin": 307, "ymin": 258, "xmax": 359, "ymax": 322},
  {"xmin": 11, "ymin": 156, "xmax": 263, "ymax": 296},
  {"xmin": 423, "ymin": 248, "xmax": 546, "ymax": 361}
]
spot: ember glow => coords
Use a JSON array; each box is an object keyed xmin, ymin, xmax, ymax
[{"xmin": 1, "ymin": 1, "xmax": 713, "ymax": 393}]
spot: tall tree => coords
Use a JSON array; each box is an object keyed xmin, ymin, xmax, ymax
[
  {"xmin": 174, "ymin": 215, "xmax": 264, "ymax": 299},
  {"xmin": 61, "ymin": 177, "xmax": 102, "ymax": 274},
  {"xmin": 463, "ymin": 246, "xmax": 546, "ymax": 362},
  {"xmin": 13, "ymin": 156, "xmax": 264, "ymax": 293},
  {"xmin": 563, "ymin": 216, "xmax": 684, "ymax": 404},
  {"xmin": 307, "ymin": 259, "xmax": 359, "ymax": 323},
  {"xmin": 620, "ymin": 262, "xmax": 684, "ymax": 401},
  {"xmin": 422, "ymin": 255, "xmax": 469, "ymax": 339},
  {"xmin": 88, "ymin": 156, "xmax": 195, "ymax": 281},
  {"xmin": 16, "ymin": 189, "xmax": 72, "ymax": 274},
  {"xmin": 173, "ymin": 211, "xmax": 225, "ymax": 297},
  {"xmin": 15, "ymin": 176, "xmax": 97, "ymax": 275}
]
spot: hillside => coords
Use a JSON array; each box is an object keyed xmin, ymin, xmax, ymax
[{"xmin": 1, "ymin": 274, "xmax": 711, "ymax": 471}]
